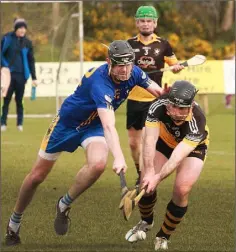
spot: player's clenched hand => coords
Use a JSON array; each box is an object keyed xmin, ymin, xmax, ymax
[
  {"xmin": 32, "ymin": 80, "xmax": 38, "ymax": 87},
  {"xmin": 142, "ymin": 173, "xmax": 161, "ymax": 193},
  {"xmin": 161, "ymin": 83, "xmax": 171, "ymax": 95},
  {"xmin": 113, "ymin": 158, "xmax": 127, "ymax": 174},
  {"xmin": 171, "ymin": 64, "xmax": 184, "ymax": 73}
]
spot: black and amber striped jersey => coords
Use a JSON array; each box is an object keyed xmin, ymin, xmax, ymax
[
  {"xmin": 128, "ymin": 34, "xmax": 178, "ymax": 102},
  {"xmin": 145, "ymin": 95, "xmax": 209, "ymax": 149}
]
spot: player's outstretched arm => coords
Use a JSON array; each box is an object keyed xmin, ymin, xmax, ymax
[
  {"xmin": 97, "ymin": 108, "xmax": 127, "ymax": 175},
  {"xmin": 146, "ymin": 80, "xmax": 164, "ymax": 97},
  {"xmin": 159, "ymin": 141, "xmax": 195, "ymax": 181},
  {"xmin": 143, "ymin": 126, "xmax": 160, "ymax": 174},
  {"xmin": 141, "ymin": 126, "xmax": 160, "ymax": 193},
  {"xmin": 143, "ymin": 141, "xmax": 195, "ymax": 193}
]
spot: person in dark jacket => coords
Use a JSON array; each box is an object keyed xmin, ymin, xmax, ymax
[{"xmin": 1, "ymin": 18, "xmax": 37, "ymax": 132}]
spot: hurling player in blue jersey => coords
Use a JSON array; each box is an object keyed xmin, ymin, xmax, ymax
[{"xmin": 5, "ymin": 40, "xmax": 164, "ymax": 245}]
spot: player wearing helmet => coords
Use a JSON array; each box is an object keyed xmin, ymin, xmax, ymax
[
  {"xmin": 125, "ymin": 81, "xmax": 209, "ymax": 250},
  {"xmin": 126, "ymin": 6, "xmax": 184, "ymax": 187},
  {"xmin": 5, "ymin": 40, "xmax": 164, "ymax": 246}
]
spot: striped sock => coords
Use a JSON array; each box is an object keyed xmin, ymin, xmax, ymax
[
  {"xmin": 156, "ymin": 200, "xmax": 188, "ymax": 240},
  {"xmin": 138, "ymin": 190, "xmax": 157, "ymax": 224},
  {"xmin": 59, "ymin": 193, "xmax": 74, "ymax": 212},
  {"xmin": 9, "ymin": 212, "xmax": 23, "ymax": 233}
]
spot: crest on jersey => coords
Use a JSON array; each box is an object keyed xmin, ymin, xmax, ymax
[
  {"xmin": 154, "ymin": 48, "xmax": 160, "ymax": 56},
  {"xmin": 137, "ymin": 56, "xmax": 155, "ymax": 68},
  {"xmin": 141, "ymin": 71, "xmax": 147, "ymax": 79},
  {"xmin": 105, "ymin": 95, "xmax": 112, "ymax": 103}
]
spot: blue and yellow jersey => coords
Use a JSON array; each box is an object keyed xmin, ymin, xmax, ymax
[{"xmin": 59, "ymin": 63, "xmax": 151, "ymax": 130}]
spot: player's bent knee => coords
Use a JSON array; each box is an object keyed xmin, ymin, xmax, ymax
[
  {"xmin": 174, "ymin": 185, "xmax": 192, "ymax": 199},
  {"xmin": 128, "ymin": 138, "xmax": 141, "ymax": 150},
  {"xmin": 28, "ymin": 171, "xmax": 47, "ymax": 185},
  {"xmin": 27, "ymin": 151, "xmax": 57, "ymax": 186},
  {"xmin": 128, "ymin": 129, "xmax": 142, "ymax": 149},
  {"xmin": 92, "ymin": 159, "xmax": 106, "ymax": 173}
]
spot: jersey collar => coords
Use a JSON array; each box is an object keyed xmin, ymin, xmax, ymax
[
  {"xmin": 185, "ymin": 108, "xmax": 193, "ymax": 121},
  {"xmin": 136, "ymin": 33, "xmax": 161, "ymax": 45}
]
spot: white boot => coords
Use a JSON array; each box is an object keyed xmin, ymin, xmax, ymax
[
  {"xmin": 154, "ymin": 237, "xmax": 169, "ymax": 250},
  {"xmin": 125, "ymin": 220, "xmax": 153, "ymax": 243},
  {"xmin": 17, "ymin": 125, "xmax": 23, "ymax": 132},
  {"xmin": 1, "ymin": 125, "xmax": 7, "ymax": 132}
]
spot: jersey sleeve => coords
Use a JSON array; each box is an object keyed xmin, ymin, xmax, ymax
[
  {"xmin": 163, "ymin": 40, "xmax": 178, "ymax": 66},
  {"xmin": 145, "ymin": 99, "xmax": 165, "ymax": 128},
  {"xmin": 183, "ymin": 114, "xmax": 207, "ymax": 148},
  {"xmin": 90, "ymin": 81, "xmax": 114, "ymax": 110},
  {"xmin": 133, "ymin": 66, "xmax": 153, "ymax": 89}
]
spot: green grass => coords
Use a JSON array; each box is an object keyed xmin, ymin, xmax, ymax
[{"xmin": 1, "ymin": 95, "xmax": 235, "ymax": 251}]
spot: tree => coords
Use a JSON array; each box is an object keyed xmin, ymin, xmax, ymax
[{"xmin": 221, "ymin": 1, "xmax": 235, "ymax": 32}]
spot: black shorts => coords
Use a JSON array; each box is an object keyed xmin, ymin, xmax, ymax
[
  {"xmin": 156, "ymin": 138, "xmax": 208, "ymax": 161},
  {"xmin": 126, "ymin": 100, "xmax": 153, "ymax": 130}
]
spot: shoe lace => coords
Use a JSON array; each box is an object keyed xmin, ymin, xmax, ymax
[
  {"xmin": 59, "ymin": 207, "xmax": 71, "ymax": 232},
  {"xmin": 132, "ymin": 221, "xmax": 148, "ymax": 233},
  {"xmin": 6, "ymin": 228, "xmax": 19, "ymax": 239},
  {"xmin": 155, "ymin": 237, "xmax": 170, "ymax": 246}
]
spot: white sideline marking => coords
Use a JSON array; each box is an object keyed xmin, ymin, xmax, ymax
[{"xmin": 8, "ymin": 114, "xmax": 54, "ymax": 118}]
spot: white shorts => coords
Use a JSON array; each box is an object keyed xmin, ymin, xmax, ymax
[{"xmin": 38, "ymin": 136, "xmax": 107, "ymax": 161}]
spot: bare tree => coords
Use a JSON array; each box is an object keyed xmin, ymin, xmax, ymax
[
  {"xmin": 221, "ymin": 1, "xmax": 235, "ymax": 32},
  {"xmin": 52, "ymin": 2, "xmax": 60, "ymax": 30}
]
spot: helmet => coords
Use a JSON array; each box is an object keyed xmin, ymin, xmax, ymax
[
  {"xmin": 166, "ymin": 81, "xmax": 198, "ymax": 122},
  {"xmin": 135, "ymin": 6, "xmax": 159, "ymax": 20},
  {"xmin": 108, "ymin": 40, "xmax": 135, "ymax": 66},
  {"xmin": 168, "ymin": 81, "xmax": 198, "ymax": 107}
]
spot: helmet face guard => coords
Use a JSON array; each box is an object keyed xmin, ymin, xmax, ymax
[
  {"xmin": 166, "ymin": 80, "xmax": 198, "ymax": 122},
  {"xmin": 166, "ymin": 103, "xmax": 192, "ymax": 122},
  {"xmin": 110, "ymin": 63, "xmax": 133, "ymax": 81},
  {"xmin": 108, "ymin": 40, "xmax": 135, "ymax": 81},
  {"xmin": 110, "ymin": 53, "xmax": 135, "ymax": 66}
]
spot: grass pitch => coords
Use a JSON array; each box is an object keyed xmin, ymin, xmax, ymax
[{"xmin": 1, "ymin": 95, "xmax": 234, "ymax": 252}]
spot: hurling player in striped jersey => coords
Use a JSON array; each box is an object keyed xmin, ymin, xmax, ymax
[{"xmin": 125, "ymin": 81, "xmax": 209, "ymax": 250}]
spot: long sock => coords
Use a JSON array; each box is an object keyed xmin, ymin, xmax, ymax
[
  {"xmin": 135, "ymin": 163, "xmax": 140, "ymax": 176},
  {"xmin": 59, "ymin": 192, "xmax": 74, "ymax": 212},
  {"xmin": 134, "ymin": 163, "xmax": 141, "ymax": 186},
  {"xmin": 156, "ymin": 200, "xmax": 188, "ymax": 240},
  {"xmin": 9, "ymin": 212, "xmax": 23, "ymax": 233},
  {"xmin": 138, "ymin": 190, "xmax": 157, "ymax": 224}
]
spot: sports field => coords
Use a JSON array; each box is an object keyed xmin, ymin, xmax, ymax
[{"xmin": 1, "ymin": 95, "xmax": 234, "ymax": 252}]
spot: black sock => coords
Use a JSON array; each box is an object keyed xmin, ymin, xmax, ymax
[
  {"xmin": 135, "ymin": 163, "xmax": 140, "ymax": 176},
  {"xmin": 138, "ymin": 190, "xmax": 157, "ymax": 224},
  {"xmin": 156, "ymin": 200, "xmax": 188, "ymax": 240}
]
